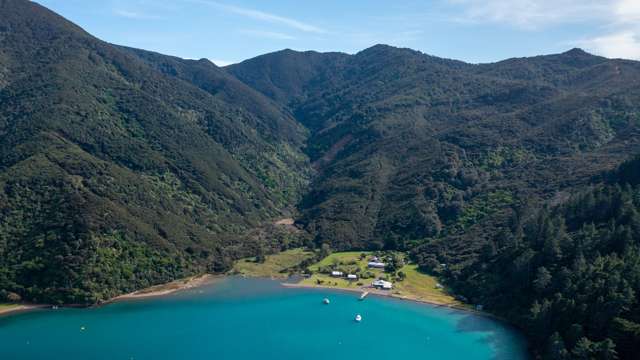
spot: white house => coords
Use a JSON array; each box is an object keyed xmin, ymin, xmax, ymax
[
  {"xmin": 347, "ymin": 274, "xmax": 358, "ymax": 280},
  {"xmin": 331, "ymin": 271, "xmax": 343, "ymax": 277},
  {"xmin": 372, "ymin": 279, "xmax": 393, "ymax": 290},
  {"xmin": 367, "ymin": 261, "xmax": 386, "ymax": 269}
]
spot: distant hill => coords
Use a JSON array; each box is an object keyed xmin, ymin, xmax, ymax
[{"xmin": 229, "ymin": 44, "xmax": 640, "ymax": 254}]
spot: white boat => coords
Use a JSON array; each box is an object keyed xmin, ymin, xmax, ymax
[
  {"xmin": 323, "ymin": 298, "xmax": 330, "ymax": 304},
  {"xmin": 355, "ymin": 314, "xmax": 362, "ymax": 322}
]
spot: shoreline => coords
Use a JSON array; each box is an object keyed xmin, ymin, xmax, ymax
[
  {"xmin": 0, "ymin": 274, "xmax": 217, "ymax": 318},
  {"xmin": 280, "ymin": 282, "xmax": 476, "ymax": 313},
  {"xmin": 0, "ymin": 304, "xmax": 49, "ymax": 317},
  {"xmin": 108, "ymin": 274, "xmax": 218, "ymax": 302},
  {"xmin": 1, "ymin": 273, "xmax": 493, "ymax": 321},
  {"xmin": 280, "ymin": 282, "xmax": 510, "ymax": 322}
]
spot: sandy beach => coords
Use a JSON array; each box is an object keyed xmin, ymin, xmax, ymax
[
  {"xmin": 110, "ymin": 274, "xmax": 218, "ymax": 301},
  {"xmin": 0, "ymin": 274, "xmax": 217, "ymax": 318},
  {"xmin": 0, "ymin": 304, "xmax": 47, "ymax": 317}
]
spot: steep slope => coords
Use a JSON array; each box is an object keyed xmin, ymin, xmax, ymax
[
  {"xmin": 437, "ymin": 156, "xmax": 640, "ymax": 359},
  {"xmin": 229, "ymin": 45, "xmax": 640, "ymax": 254},
  {"xmin": 0, "ymin": 0, "xmax": 310, "ymax": 304}
]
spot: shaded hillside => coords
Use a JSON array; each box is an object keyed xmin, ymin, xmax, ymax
[
  {"xmin": 229, "ymin": 45, "xmax": 640, "ymax": 254},
  {"xmin": 0, "ymin": 0, "xmax": 310, "ymax": 304},
  {"xmin": 426, "ymin": 156, "xmax": 640, "ymax": 359}
]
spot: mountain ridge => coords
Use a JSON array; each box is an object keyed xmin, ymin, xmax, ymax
[{"xmin": 3, "ymin": 2, "xmax": 640, "ymax": 357}]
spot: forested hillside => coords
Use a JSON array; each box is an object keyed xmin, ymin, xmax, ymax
[
  {"xmin": 0, "ymin": 0, "xmax": 310, "ymax": 304},
  {"xmin": 229, "ymin": 45, "xmax": 640, "ymax": 254},
  {"xmin": 3, "ymin": 1, "xmax": 640, "ymax": 357},
  {"xmin": 419, "ymin": 157, "xmax": 640, "ymax": 359},
  {"xmin": 229, "ymin": 45, "xmax": 640, "ymax": 359}
]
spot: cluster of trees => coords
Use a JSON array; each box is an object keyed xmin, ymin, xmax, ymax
[{"xmin": 426, "ymin": 157, "xmax": 640, "ymax": 359}]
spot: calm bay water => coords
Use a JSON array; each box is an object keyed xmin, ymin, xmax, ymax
[{"xmin": 0, "ymin": 277, "xmax": 528, "ymax": 359}]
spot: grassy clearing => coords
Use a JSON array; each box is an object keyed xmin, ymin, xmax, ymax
[
  {"xmin": 232, "ymin": 248, "xmax": 315, "ymax": 278},
  {"xmin": 393, "ymin": 264, "xmax": 461, "ymax": 305},
  {"xmin": 301, "ymin": 251, "xmax": 461, "ymax": 306},
  {"xmin": 301, "ymin": 251, "xmax": 382, "ymax": 288}
]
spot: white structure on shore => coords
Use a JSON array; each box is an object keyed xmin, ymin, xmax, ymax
[
  {"xmin": 347, "ymin": 274, "xmax": 358, "ymax": 280},
  {"xmin": 372, "ymin": 279, "xmax": 393, "ymax": 290},
  {"xmin": 367, "ymin": 261, "xmax": 386, "ymax": 269},
  {"xmin": 331, "ymin": 271, "xmax": 344, "ymax": 277}
]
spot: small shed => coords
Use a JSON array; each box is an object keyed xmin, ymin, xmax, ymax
[
  {"xmin": 331, "ymin": 271, "xmax": 344, "ymax": 277},
  {"xmin": 347, "ymin": 274, "xmax": 358, "ymax": 280}
]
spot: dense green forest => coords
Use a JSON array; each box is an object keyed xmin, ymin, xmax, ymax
[
  {"xmin": 3, "ymin": 0, "xmax": 640, "ymax": 358},
  {"xmin": 0, "ymin": 0, "xmax": 310, "ymax": 304},
  {"xmin": 229, "ymin": 45, "xmax": 640, "ymax": 252},
  {"xmin": 412, "ymin": 157, "xmax": 640, "ymax": 359}
]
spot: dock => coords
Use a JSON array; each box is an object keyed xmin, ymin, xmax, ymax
[{"xmin": 359, "ymin": 291, "xmax": 369, "ymax": 300}]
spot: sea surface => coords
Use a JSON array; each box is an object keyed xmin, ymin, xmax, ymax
[{"xmin": 0, "ymin": 277, "xmax": 528, "ymax": 359}]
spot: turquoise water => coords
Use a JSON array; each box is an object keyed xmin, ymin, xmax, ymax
[{"xmin": 0, "ymin": 277, "xmax": 528, "ymax": 359}]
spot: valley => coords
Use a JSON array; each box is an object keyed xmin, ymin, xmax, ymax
[{"xmin": 2, "ymin": 0, "xmax": 640, "ymax": 358}]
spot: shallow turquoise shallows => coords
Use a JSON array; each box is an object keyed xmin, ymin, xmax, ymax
[{"xmin": 0, "ymin": 277, "xmax": 528, "ymax": 360}]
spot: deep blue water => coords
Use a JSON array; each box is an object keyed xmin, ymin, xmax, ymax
[{"xmin": 0, "ymin": 277, "xmax": 528, "ymax": 359}]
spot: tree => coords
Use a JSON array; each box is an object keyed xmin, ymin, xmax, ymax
[
  {"xmin": 547, "ymin": 332, "xmax": 569, "ymax": 360},
  {"xmin": 419, "ymin": 255, "xmax": 440, "ymax": 273},
  {"xmin": 533, "ymin": 266, "xmax": 552, "ymax": 293},
  {"xmin": 385, "ymin": 253, "xmax": 403, "ymax": 273},
  {"xmin": 319, "ymin": 243, "xmax": 331, "ymax": 259},
  {"xmin": 255, "ymin": 246, "xmax": 266, "ymax": 263},
  {"xmin": 595, "ymin": 338, "xmax": 618, "ymax": 360},
  {"xmin": 572, "ymin": 337, "xmax": 594, "ymax": 359}
]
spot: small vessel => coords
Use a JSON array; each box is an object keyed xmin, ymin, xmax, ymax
[
  {"xmin": 355, "ymin": 314, "xmax": 362, "ymax": 322},
  {"xmin": 323, "ymin": 298, "xmax": 330, "ymax": 304}
]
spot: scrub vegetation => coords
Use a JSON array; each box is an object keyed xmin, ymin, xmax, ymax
[{"xmin": 231, "ymin": 248, "xmax": 315, "ymax": 278}]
